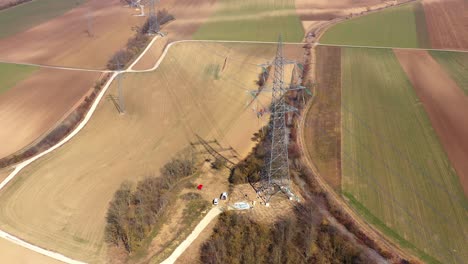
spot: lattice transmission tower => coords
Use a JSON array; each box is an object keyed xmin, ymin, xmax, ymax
[
  {"xmin": 113, "ymin": 57, "xmax": 126, "ymax": 114},
  {"xmin": 147, "ymin": 0, "xmax": 160, "ymax": 34},
  {"xmin": 256, "ymin": 36, "xmax": 304, "ymax": 204}
]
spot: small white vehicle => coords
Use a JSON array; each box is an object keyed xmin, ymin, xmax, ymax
[
  {"xmin": 220, "ymin": 192, "xmax": 228, "ymax": 200},
  {"xmin": 213, "ymin": 198, "xmax": 219, "ymax": 205}
]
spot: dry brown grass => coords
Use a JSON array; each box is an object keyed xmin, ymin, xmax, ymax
[{"xmin": 0, "ymin": 42, "xmax": 303, "ymax": 263}]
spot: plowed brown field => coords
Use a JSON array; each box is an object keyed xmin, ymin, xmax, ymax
[
  {"xmin": 0, "ymin": 0, "xmax": 145, "ymax": 69},
  {"xmin": 423, "ymin": 0, "xmax": 468, "ymax": 50},
  {"xmin": 0, "ymin": 68, "xmax": 99, "ymax": 159},
  {"xmin": 395, "ymin": 49, "xmax": 468, "ymax": 195}
]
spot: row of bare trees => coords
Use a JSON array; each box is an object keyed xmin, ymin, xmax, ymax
[
  {"xmin": 201, "ymin": 204, "xmax": 374, "ymax": 264},
  {"xmin": 105, "ymin": 150, "xmax": 196, "ymax": 252},
  {"xmin": 107, "ymin": 9, "xmax": 174, "ymax": 70},
  {"xmin": 0, "ymin": 73, "xmax": 112, "ymax": 169}
]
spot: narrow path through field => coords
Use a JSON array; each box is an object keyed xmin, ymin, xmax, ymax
[
  {"xmin": 0, "ymin": 37, "xmax": 303, "ymax": 264},
  {"xmin": 1, "ymin": 24, "xmax": 467, "ymax": 262},
  {"xmin": 160, "ymin": 207, "xmax": 223, "ymax": 264}
]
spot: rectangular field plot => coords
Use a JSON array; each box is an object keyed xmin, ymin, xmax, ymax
[
  {"xmin": 430, "ymin": 51, "xmax": 468, "ymax": 95},
  {"xmin": 341, "ymin": 48, "xmax": 467, "ymax": 263},
  {"xmin": 0, "ymin": 0, "xmax": 85, "ymax": 39},
  {"xmin": 0, "ymin": 62, "xmax": 37, "ymax": 94},
  {"xmin": 193, "ymin": 0, "xmax": 304, "ymax": 42},
  {"xmin": 0, "ymin": 42, "xmax": 304, "ymax": 263},
  {"xmin": 320, "ymin": 2, "xmax": 429, "ymax": 48}
]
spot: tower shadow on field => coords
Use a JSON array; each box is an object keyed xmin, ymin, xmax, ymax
[
  {"xmin": 191, "ymin": 134, "xmax": 240, "ymax": 170},
  {"xmin": 107, "ymin": 95, "xmax": 124, "ymax": 114}
]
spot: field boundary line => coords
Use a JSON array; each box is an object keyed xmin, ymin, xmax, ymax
[
  {"xmin": 0, "ymin": 230, "xmax": 86, "ymax": 264},
  {"xmin": 0, "ymin": 60, "xmax": 111, "ymax": 72},
  {"xmin": 0, "ymin": 74, "xmax": 119, "ymax": 264},
  {"xmin": 128, "ymin": 35, "xmax": 160, "ymax": 70},
  {"xmin": 0, "ymin": 36, "xmax": 296, "ymax": 263},
  {"xmin": 317, "ymin": 43, "xmax": 468, "ymax": 53}
]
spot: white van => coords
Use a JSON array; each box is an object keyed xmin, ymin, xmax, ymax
[
  {"xmin": 213, "ymin": 198, "xmax": 219, "ymax": 205},
  {"xmin": 220, "ymin": 192, "xmax": 228, "ymax": 200}
]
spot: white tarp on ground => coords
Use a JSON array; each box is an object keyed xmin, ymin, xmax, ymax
[{"xmin": 232, "ymin": 202, "xmax": 250, "ymax": 210}]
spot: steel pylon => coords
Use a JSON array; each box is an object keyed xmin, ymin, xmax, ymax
[
  {"xmin": 256, "ymin": 36, "xmax": 304, "ymax": 203},
  {"xmin": 147, "ymin": 0, "xmax": 160, "ymax": 34}
]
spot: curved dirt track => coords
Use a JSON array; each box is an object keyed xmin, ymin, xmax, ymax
[
  {"xmin": 160, "ymin": 207, "xmax": 222, "ymax": 264},
  {"xmin": 2, "ymin": 1, "xmax": 467, "ymax": 262},
  {"xmin": 0, "ymin": 68, "xmax": 100, "ymax": 159},
  {"xmin": 0, "ymin": 0, "xmax": 145, "ymax": 69},
  {"xmin": 0, "ymin": 38, "xmax": 304, "ymax": 264},
  {"xmin": 297, "ymin": 80, "xmax": 413, "ymax": 263}
]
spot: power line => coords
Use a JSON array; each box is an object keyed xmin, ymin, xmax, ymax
[{"xmin": 255, "ymin": 36, "xmax": 304, "ymax": 204}]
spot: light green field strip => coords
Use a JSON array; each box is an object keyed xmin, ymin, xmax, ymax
[
  {"xmin": 430, "ymin": 51, "xmax": 468, "ymax": 95},
  {"xmin": 341, "ymin": 48, "xmax": 467, "ymax": 264},
  {"xmin": 193, "ymin": 0, "xmax": 304, "ymax": 42},
  {"xmin": 0, "ymin": 63, "xmax": 37, "ymax": 94},
  {"xmin": 321, "ymin": 3, "xmax": 429, "ymax": 48},
  {"xmin": 0, "ymin": 0, "xmax": 86, "ymax": 39}
]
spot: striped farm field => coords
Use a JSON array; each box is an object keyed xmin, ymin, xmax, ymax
[
  {"xmin": 193, "ymin": 0, "xmax": 304, "ymax": 42},
  {"xmin": 430, "ymin": 51, "xmax": 468, "ymax": 95},
  {"xmin": 320, "ymin": 2, "xmax": 429, "ymax": 48},
  {"xmin": 0, "ymin": 63, "xmax": 37, "ymax": 95},
  {"xmin": 341, "ymin": 48, "xmax": 467, "ymax": 263},
  {"xmin": 0, "ymin": 0, "xmax": 85, "ymax": 39}
]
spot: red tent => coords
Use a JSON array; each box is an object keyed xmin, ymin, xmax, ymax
[{"xmin": 197, "ymin": 184, "xmax": 203, "ymax": 190}]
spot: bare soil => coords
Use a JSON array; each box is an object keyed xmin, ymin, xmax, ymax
[
  {"xmin": 144, "ymin": 163, "xmax": 230, "ymax": 264},
  {"xmin": 423, "ymin": 0, "xmax": 468, "ymax": 50},
  {"xmin": 0, "ymin": 43, "xmax": 303, "ymax": 263},
  {"xmin": 303, "ymin": 46, "xmax": 342, "ymax": 190},
  {"xmin": 0, "ymin": 68, "xmax": 100, "ymax": 159},
  {"xmin": 0, "ymin": 0, "xmax": 145, "ymax": 69},
  {"xmin": 395, "ymin": 49, "xmax": 468, "ymax": 196}
]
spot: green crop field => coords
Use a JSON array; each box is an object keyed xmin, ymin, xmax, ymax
[
  {"xmin": 320, "ymin": 3, "xmax": 429, "ymax": 48},
  {"xmin": 0, "ymin": 0, "xmax": 85, "ymax": 39},
  {"xmin": 193, "ymin": 0, "xmax": 304, "ymax": 42},
  {"xmin": 341, "ymin": 48, "xmax": 467, "ymax": 264},
  {"xmin": 0, "ymin": 63, "xmax": 37, "ymax": 94},
  {"xmin": 430, "ymin": 51, "xmax": 468, "ymax": 94}
]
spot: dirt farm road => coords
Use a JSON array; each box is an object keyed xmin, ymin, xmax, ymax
[
  {"xmin": 0, "ymin": 32, "xmax": 467, "ymax": 263},
  {"xmin": 160, "ymin": 207, "xmax": 223, "ymax": 264},
  {"xmin": 0, "ymin": 37, "xmax": 303, "ymax": 264}
]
